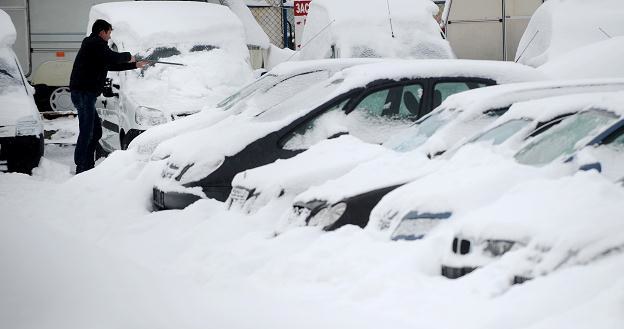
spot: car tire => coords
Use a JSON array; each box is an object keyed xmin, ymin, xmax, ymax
[
  {"xmin": 6, "ymin": 136, "xmax": 44, "ymax": 174},
  {"xmin": 34, "ymin": 85, "xmax": 76, "ymax": 113},
  {"xmin": 95, "ymin": 142, "xmax": 109, "ymax": 159}
]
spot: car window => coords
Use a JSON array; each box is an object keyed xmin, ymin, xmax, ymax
[
  {"xmin": 352, "ymin": 83, "xmax": 423, "ymax": 119},
  {"xmin": 216, "ymin": 73, "xmax": 279, "ymax": 111},
  {"xmin": 140, "ymin": 46, "xmax": 181, "ymax": 61},
  {"xmin": 383, "ymin": 108, "xmax": 458, "ymax": 152},
  {"xmin": 468, "ymin": 118, "xmax": 531, "ymax": 145},
  {"xmin": 280, "ymin": 99, "xmax": 351, "ymax": 150},
  {"xmin": 433, "ymin": 81, "xmax": 489, "ymax": 108},
  {"xmin": 190, "ymin": 45, "xmax": 218, "ymax": 52},
  {"xmin": 514, "ymin": 110, "xmax": 619, "ymax": 166},
  {"xmin": 0, "ymin": 51, "xmax": 24, "ymax": 94}
]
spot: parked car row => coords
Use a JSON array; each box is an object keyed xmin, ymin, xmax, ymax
[{"xmin": 133, "ymin": 46, "xmax": 624, "ymax": 285}]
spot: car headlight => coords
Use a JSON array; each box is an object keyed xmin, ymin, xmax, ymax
[
  {"xmin": 307, "ymin": 202, "xmax": 347, "ymax": 230},
  {"xmin": 135, "ymin": 106, "xmax": 168, "ymax": 126},
  {"xmin": 16, "ymin": 116, "xmax": 42, "ymax": 136},
  {"xmin": 484, "ymin": 240, "xmax": 516, "ymax": 257}
]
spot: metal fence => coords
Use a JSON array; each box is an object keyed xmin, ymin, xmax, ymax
[{"xmin": 248, "ymin": 1, "xmax": 294, "ymax": 49}]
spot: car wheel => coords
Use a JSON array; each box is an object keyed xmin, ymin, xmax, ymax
[
  {"xmin": 120, "ymin": 133, "xmax": 130, "ymax": 150},
  {"xmin": 95, "ymin": 142, "xmax": 109, "ymax": 159},
  {"xmin": 49, "ymin": 87, "xmax": 75, "ymax": 112},
  {"xmin": 6, "ymin": 142, "xmax": 42, "ymax": 175}
]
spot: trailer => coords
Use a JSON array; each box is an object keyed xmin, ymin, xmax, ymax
[{"xmin": 441, "ymin": 0, "xmax": 543, "ymax": 61}]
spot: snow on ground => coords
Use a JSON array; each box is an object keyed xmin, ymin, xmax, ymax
[{"xmin": 1, "ymin": 144, "xmax": 623, "ymax": 329}]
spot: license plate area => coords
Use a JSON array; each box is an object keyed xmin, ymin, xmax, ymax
[{"xmin": 228, "ymin": 187, "xmax": 250, "ymax": 210}]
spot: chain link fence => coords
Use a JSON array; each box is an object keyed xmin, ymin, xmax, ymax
[{"xmin": 248, "ymin": 0, "xmax": 294, "ymax": 49}]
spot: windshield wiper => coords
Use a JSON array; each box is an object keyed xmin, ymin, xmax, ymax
[{"xmin": 0, "ymin": 68, "xmax": 15, "ymax": 79}]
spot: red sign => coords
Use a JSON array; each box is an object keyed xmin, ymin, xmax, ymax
[{"xmin": 294, "ymin": 0, "xmax": 311, "ymax": 16}]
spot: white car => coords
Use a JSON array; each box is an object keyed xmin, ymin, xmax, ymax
[
  {"xmin": 0, "ymin": 10, "xmax": 44, "ymax": 174},
  {"xmin": 90, "ymin": 1, "xmax": 254, "ymax": 152},
  {"xmin": 367, "ymin": 91, "xmax": 624, "ymax": 242},
  {"xmin": 299, "ymin": 0, "xmax": 454, "ymax": 60}
]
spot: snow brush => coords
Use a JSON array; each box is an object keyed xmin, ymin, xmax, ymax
[{"xmin": 143, "ymin": 60, "xmax": 186, "ymax": 66}]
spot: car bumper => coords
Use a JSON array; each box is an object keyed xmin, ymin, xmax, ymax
[{"xmin": 441, "ymin": 265, "xmax": 476, "ymax": 279}]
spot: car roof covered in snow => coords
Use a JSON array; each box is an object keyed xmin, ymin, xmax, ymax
[
  {"xmin": 88, "ymin": 1, "xmax": 246, "ymax": 53},
  {"xmin": 300, "ymin": 0, "xmax": 453, "ymax": 60},
  {"xmin": 515, "ymin": 0, "xmax": 624, "ymax": 67},
  {"xmin": 0, "ymin": 9, "xmax": 16, "ymax": 47},
  {"xmin": 538, "ymin": 37, "xmax": 624, "ymax": 80}
]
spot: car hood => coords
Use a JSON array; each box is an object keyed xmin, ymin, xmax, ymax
[
  {"xmin": 231, "ymin": 135, "xmax": 392, "ymax": 207},
  {"xmin": 292, "ymin": 148, "xmax": 435, "ymax": 206},
  {"xmin": 0, "ymin": 85, "xmax": 39, "ymax": 125},
  {"xmin": 367, "ymin": 144, "xmax": 572, "ymax": 239}
]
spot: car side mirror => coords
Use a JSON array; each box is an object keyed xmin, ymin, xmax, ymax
[{"xmin": 566, "ymin": 147, "xmax": 602, "ymax": 173}]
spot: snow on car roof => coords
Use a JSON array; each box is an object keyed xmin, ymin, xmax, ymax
[
  {"xmin": 88, "ymin": 1, "xmax": 246, "ymax": 53},
  {"xmin": 538, "ymin": 37, "xmax": 624, "ymax": 80},
  {"xmin": 300, "ymin": 0, "xmax": 453, "ymax": 59},
  {"xmin": 0, "ymin": 9, "xmax": 16, "ymax": 47},
  {"xmin": 515, "ymin": 0, "xmax": 624, "ymax": 67}
]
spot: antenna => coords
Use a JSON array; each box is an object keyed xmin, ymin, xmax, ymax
[
  {"xmin": 598, "ymin": 27, "xmax": 612, "ymax": 38},
  {"xmin": 386, "ymin": 0, "xmax": 395, "ymax": 38},
  {"xmin": 515, "ymin": 30, "xmax": 539, "ymax": 63},
  {"xmin": 284, "ymin": 19, "xmax": 336, "ymax": 62}
]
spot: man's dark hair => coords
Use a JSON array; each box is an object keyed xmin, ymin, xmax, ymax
[{"xmin": 91, "ymin": 19, "xmax": 112, "ymax": 34}]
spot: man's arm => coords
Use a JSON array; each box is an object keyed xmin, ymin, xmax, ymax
[{"xmin": 107, "ymin": 61, "xmax": 138, "ymax": 71}]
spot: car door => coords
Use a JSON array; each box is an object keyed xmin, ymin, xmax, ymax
[{"xmin": 97, "ymin": 75, "xmax": 122, "ymax": 151}]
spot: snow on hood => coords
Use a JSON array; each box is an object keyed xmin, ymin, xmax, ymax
[
  {"xmin": 293, "ymin": 150, "xmax": 434, "ymax": 206},
  {"xmin": 367, "ymin": 144, "xmax": 570, "ymax": 239},
  {"xmin": 130, "ymin": 58, "xmax": 381, "ymax": 157},
  {"xmin": 231, "ymin": 135, "xmax": 392, "ymax": 211},
  {"xmin": 455, "ymin": 171, "xmax": 624, "ymax": 255},
  {"xmin": 0, "ymin": 10, "xmax": 16, "ymax": 47},
  {"xmin": 538, "ymin": 37, "xmax": 624, "ymax": 79},
  {"xmin": 120, "ymin": 47, "xmax": 253, "ymax": 117},
  {"xmin": 299, "ymin": 0, "xmax": 454, "ymax": 60},
  {"xmin": 88, "ymin": 1, "xmax": 248, "ymax": 56},
  {"xmin": 400, "ymin": 79, "xmax": 624, "ymax": 155},
  {"xmin": 515, "ymin": 0, "xmax": 624, "ymax": 67}
]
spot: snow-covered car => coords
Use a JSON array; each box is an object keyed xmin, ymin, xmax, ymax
[
  {"xmin": 0, "ymin": 10, "xmax": 44, "ymax": 174},
  {"xmin": 286, "ymin": 79, "xmax": 624, "ymax": 232},
  {"xmin": 441, "ymin": 171, "xmax": 624, "ymax": 285},
  {"xmin": 129, "ymin": 58, "xmax": 379, "ymax": 157},
  {"xmin": 368, "ymin": 91, "xmax": 624, "ymax": 242},
  {"xmin": 299, "ymin": 0, "xmax": 454, "ymax": 60},
  {"xmin": 152, "ymin": 59, "xmax": 541, "ymax": 210},
  {"xmin": 538, "ymin": 36, "xmax": 624, "ymax": 80},
  {"xmin": 441, "ymin": 96, "xmax": 624, "ymax": 280},
  {"xmin": 90, "ymin": 1, "xmax": 254, "ymax": 152},
  {"xmin": 515, "ymin": 0, "xmax": 624, "ymax": 67}
]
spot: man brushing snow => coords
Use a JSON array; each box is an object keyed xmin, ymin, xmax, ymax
[{"xmin": 69, "ymin": 19, "xmax": 148, "ymax": 174}]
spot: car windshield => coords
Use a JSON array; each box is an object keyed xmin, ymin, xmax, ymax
[
  {"xmin": 467, "ymin": 118, "xmax": 532, "ymax": 145},
  {"xmin": 514, "ymin": 110, "xmax": 619, "ymax": 166},
  {"xmin": 0, "ymin": 51, "xmax": 23, "ymax": 94},
  {"xmin": 249, "ymin": 73, "xmax": 341, "ymax": 122},
  {"xmin": 216, "ymin": 73, "xmax": 279, "ymax": 111},
  {"xmin": 383, "ymin": 108, "xmax": 458, "ymax": 152}
]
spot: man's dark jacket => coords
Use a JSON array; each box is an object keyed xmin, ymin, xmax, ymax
[{"xmin": 70, "ymin": 33, "xmax": 136, "ymax": 95}]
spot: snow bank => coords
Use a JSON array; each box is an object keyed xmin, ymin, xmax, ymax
[
  {"xmin": 224, "ymin": 0, "xmax": 271, "ymax": 48},
  {"xmin": 539, "ymin": 37, "xmax": 624, "ymax": 79},
  {"xmin": 300, "ymin": 0, "xmax": 453, "ymax": 60},
  {"xmin": 515, "ymin": 0, "xmax": 624, "ymax": 67},
  {"xmin": 88, "ymin": 1, "xmax": 248, "ymax": 56},
  {"xmin": 0, "ymin": 9, "xmax": 16, "ymax": 46}
]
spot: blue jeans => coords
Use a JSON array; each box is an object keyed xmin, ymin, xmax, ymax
[{"xmin": 71, "ymin": 91, "xmax": 102, "ymax": 173}]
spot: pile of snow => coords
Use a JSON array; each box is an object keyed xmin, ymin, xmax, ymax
[
  {"xmin": 299, "ymin": 0, "xmax": 453, "ymax": 60},
  {"xmin": 223, "ymin": 0, "xmax": 271, "ymax": 48},
  {"xmin": 88, "ymin": 1, "xmax": 248, "ymax": 57},
  {"xmin": 538, "ymin": 37, "xmax": 624, "ymax": 79},
  {"xmin": 515, "ymin": 0, "xmax": 624, "ymax": 67},
  {"xmin": 0, "ymin": 9, "xmax": 16, "ymax": 47}
]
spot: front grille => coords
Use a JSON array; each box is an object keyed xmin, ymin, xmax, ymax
[{"xmin": 452, "ymin": 237, "xmax": 471, "ymax": 255}]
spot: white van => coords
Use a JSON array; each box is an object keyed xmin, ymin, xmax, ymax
[{"xmin": 0, "ymin": 10, "xmax": 44, "ymax": 174}]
